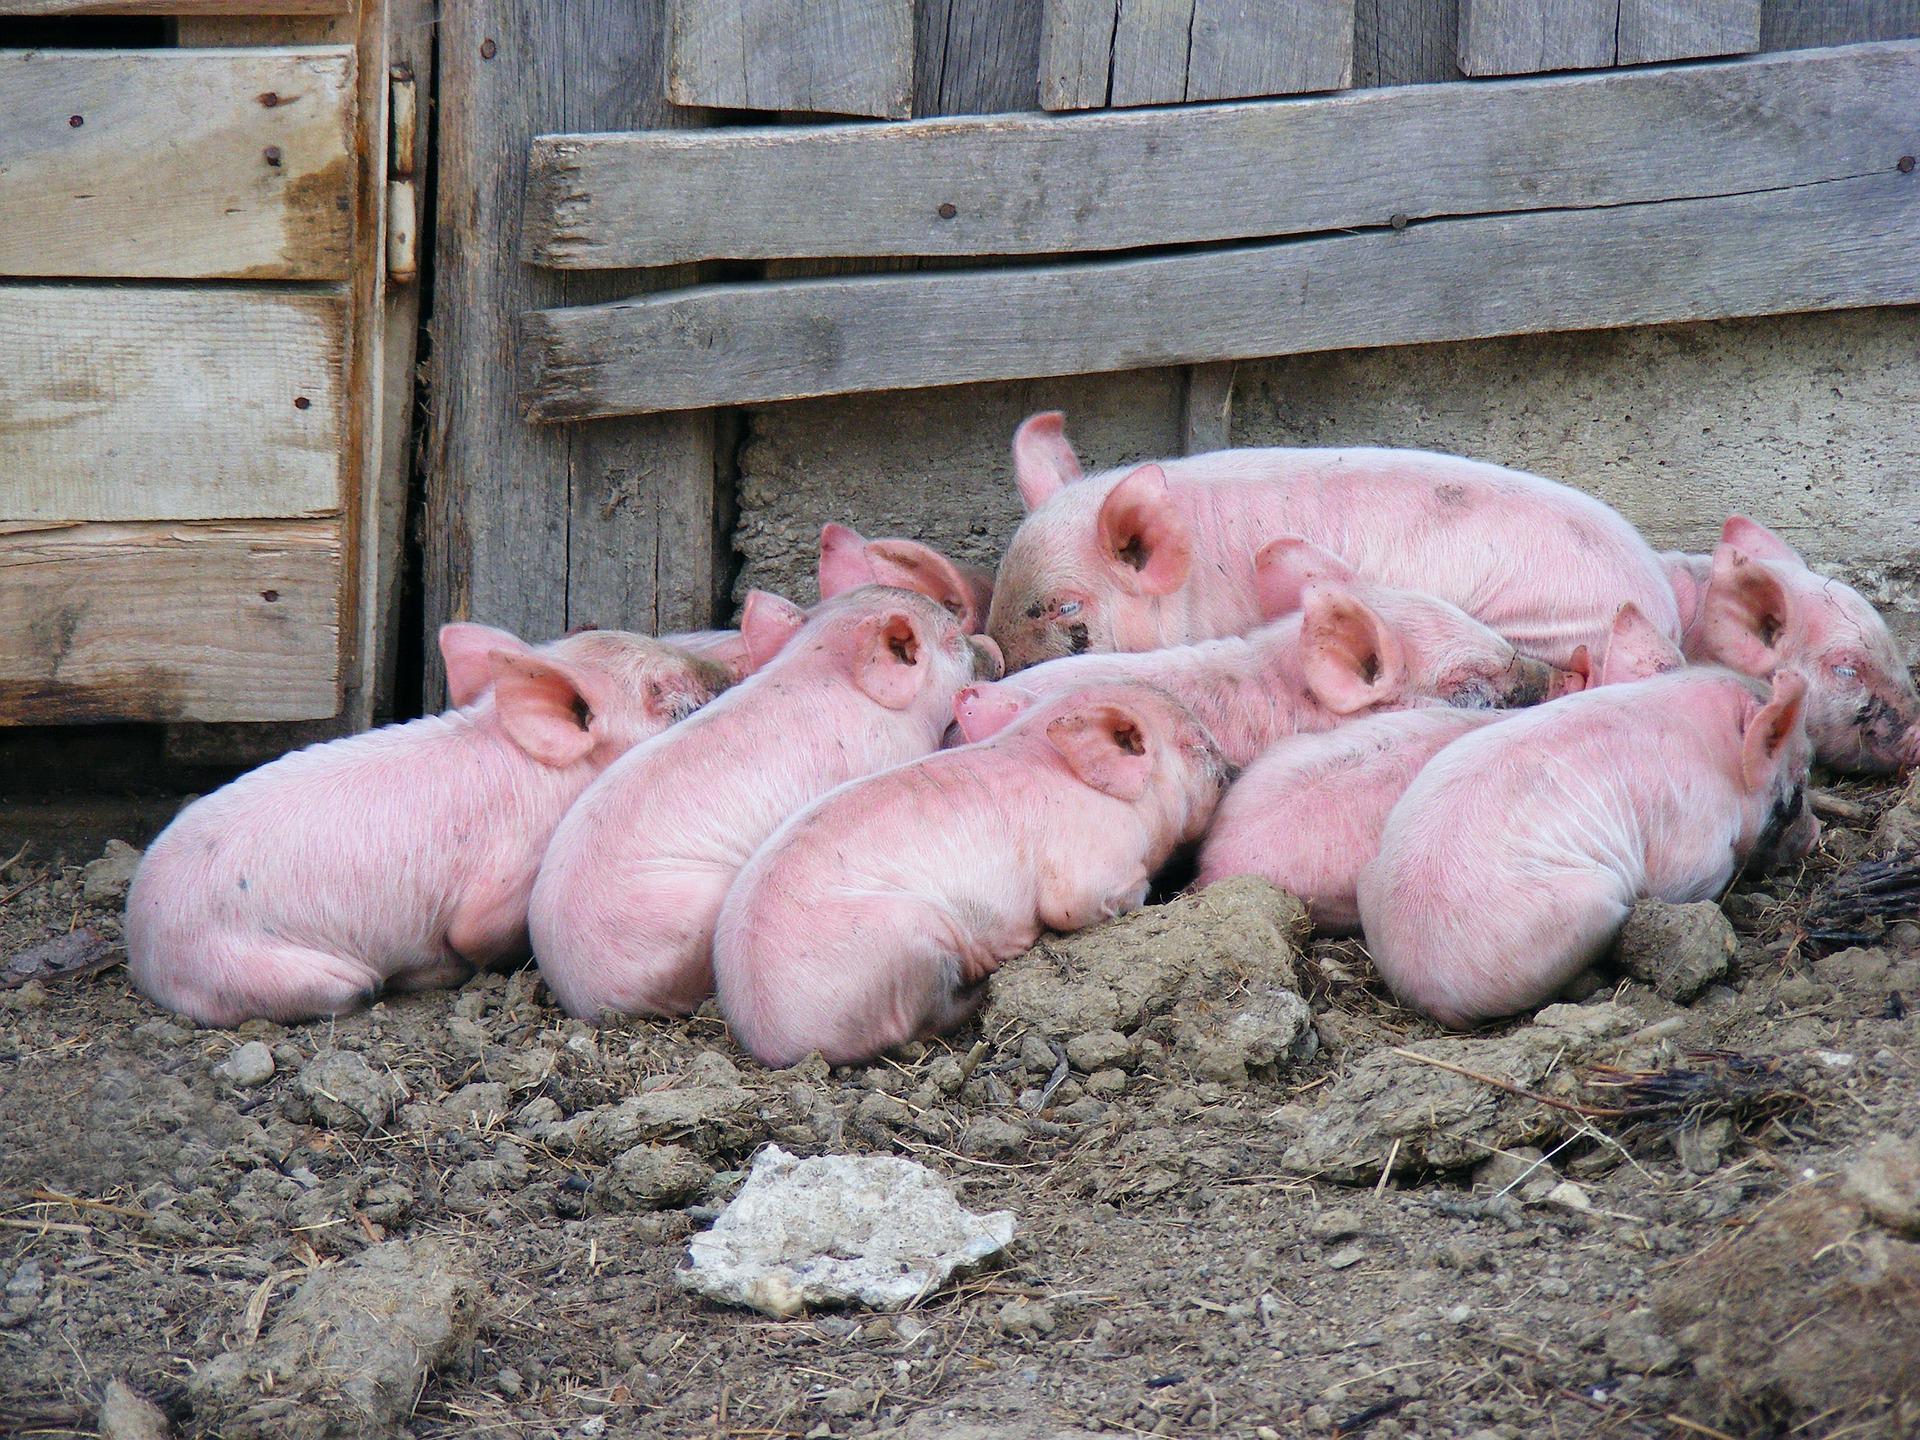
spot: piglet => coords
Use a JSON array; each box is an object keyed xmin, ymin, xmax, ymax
[
  {"xmin": 1357, "ymin": 666, "xmax": 1818, "ymax": 1028},
  {"xmin": 1197, "ymin": 602, "xmax": 1682, "ymax": 931},
  {"xmin": 715, "ymin": 681, "xmax": 1231, "ymax": 1067},
  {"xmin": 531, "ymin": 586, "xmax": 1002, "ymax": 1020},
  {"xmin": 127, "ymin": 624, "xmax": 734, "ymax": 1026},
  {"xmin": 1664, "ymin": 515, "xmax": 1920, "ymax": 773},
  {"xmin": 956, "ymin": 538, "xmax": 1581, "ymax": 765},
  {"xmin": 989, "ymin": 410, "xmax": 1678, "ymax": 671},
  {"xmin": 819, "ymin": 523, "xmax": 996, "ymax": 633}
]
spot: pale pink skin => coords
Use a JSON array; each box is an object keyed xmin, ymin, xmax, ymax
[
  {"xmin": 1198, "ymin": 601, "xmax": 1685, "ymax": 931},
  {"xmin": 1356, "ymin": 667, "xmax": 1820, "ymax": 1029},
  {"xmin": 715, "ymin": 681, "xmax": 1231, "ymax": 1068},
  {"xmin": 818, "ymin": 523, "xmax": 997, "ymax": 634},
  {"xmin": 1662, "ymin": 515, "xmax": 1920, "ymax": 773},
  {"xmin": 127, "ymin": 626, "xmax": 733, "ymax": 1027},
  {"xmin": 989, "ymin": 411, "xmax": 1680, "ymax": 673},
  {"xmin": 956, "ymin": 538, "xmax": 1581, "ymax": 767},
  {"xmin": 530, "ymin": 587, "xmax": 1002, "ymax": 1021}
]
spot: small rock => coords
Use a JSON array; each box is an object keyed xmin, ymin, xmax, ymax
[
  {"xmin": 1844, "ymin": 1135, "xmax": 1920, "ymax": 1235},
  {"xmin": 1605, "ymin": 1307, "xmax": 1681, "ymax": 1375},
  {"xmin": 1309, "ymin": 1208, "xmax": 1367, "ymax": 1243},
  {"xmin": 1085, "ymin": 1069, "xmax": 1127, "ymax": 1097},
  {"xmin": 1674, "ymin": 1116, "xmax": 1735, "ymax": 1175},
  {"xmin": 494, "ymin": 1367, "xmax": 523, "ymax": 1397},
  {"xmin": 1775, "ymin": 973, "xmax": 1831, "ymax": 1009},
  {"xmin": 678, "ymin": 1146, "xmax": 1015, "ymax": 1318},
  {"xmin": 604, "ymin": 1144, "xmax": 713, "ymax": 1210},
  {"xmin": 995, "ymin": 1299, "xmax": 1056, "ymax": 1336},
  {"xmin": 1325, "ymin": 1245, "xmax": 1365, "ymax": 1270},
  {"xmin": 97, "ymin": 1379, "xmax": 172, "ymax": 1440},
  {"xmin": 216, "ymin": 1041, "xmax": 276, "ymax": 1089},
  {"xmin": 297, "ymin": 1050, "xmax": 401, "ymax": 1130},
  {"xmin": 1544, "ymin": 1181, "xmax": 1593, "ymax": 1214},
  {"xmin": 1176, "ymin": 985, "xmax": 1315, "ymax": 1085},
  {"xmin": 1065, "ymin": 1029, "xmax": 1135, "ymax": 1073},
  {"xmin": 961, "ymin": 1116, "xmax": 1030, "ymax": 1158},
  {"xmin": 438, "ymin": 1082, "xmax": 511, "ymax": 1127},
  {"xmin": 1614, "ymin": 900, "xmax": 1736, "ymax": 1002},
  {"xmin": 82, "ymin": 839, "xmax": 143, "ymax": 905}
]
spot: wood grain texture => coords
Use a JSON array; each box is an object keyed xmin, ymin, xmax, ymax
[
  {"xmin": 0, "ymin": 285, "xmax": 346, "ymax": 522},
  {"xmin": 1458, "ymin": 0, "xmax": 1619, "ymax": 73},
  {"xmin": 0, "ymin": 48, "xmax": 354, "ymax": 281},
  {"xmin": 0, "ymin": 519, "xmax": 341, "ymax": 725},
  {"xmin": 523, "ymin": 40, "xmax": 1920, "ymax": 268},
  {"xmin": 1044, "ymin": 0, "xmax": 1353, "ymax": 107},
  {"xmin": 665, "ymin": 0, "xmax": 914, "ymax": 117},
  {"xmin": 1037, "ymin": 0, "xmax": 1118, "ymax": 108},
  {"xmin": 0, "ymin": 1, "xmax": 344, "ymax": 13},
  {"xmin": 1760, "ymin": 0, "xmax": 1920, "ymax": 49},
  {"xmin": 1617, "ymin": 0, "xmax": 1760, "ymax": 62},
  {"xmin": 914, "ymin": 0, "xmax": 1043, "ymax": 114},
  {"xmin": 519, "ymin": 167, "xmax": 1920, "ymax": 418},
  {"xmin": 425, "ymin": 0, "xmax": 722, "ymax": 709},
  {"xmin": 1185, "ymin": 0, "xmax": 1354, "ymax": 99},
  {"xmin": 1354, "ymin": 0, "xmax": 1463, "ymax": 85},
  {"xmin": 1181, "ymin": 362, "xmax": 1235, "ymax": 454}
]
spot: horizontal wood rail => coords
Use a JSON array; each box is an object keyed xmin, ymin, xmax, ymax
[{"xmin": 520, "ymin": 41, "xmax": 1919, "ymax": 270}]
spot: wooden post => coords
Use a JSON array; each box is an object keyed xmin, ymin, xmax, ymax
[
  {"xmin": 425, "ymin": 0, "xmax": 723, "ymax": 707},
  {"xmin": 1181, "ymin": 363, "xmax": 1235, "ymax": 455}
]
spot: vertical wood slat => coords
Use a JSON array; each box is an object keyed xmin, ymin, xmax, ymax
[
  {"xmin": 913, "ymin": 0, "xmax": 1044, "ymax": 114},
  {"xmin": 1759, "ymin": 0, "xmax": 1920, "ymax": 50},
  {"xmin": 665, "ymin": 0, "xmax": 915, "ymax": 118},
  {"xmin": 425, "ymin": 0, "xmax": 722, "ymax": 707},
  {"xmin": 1460, "ymin": 0, "xmax": 1761, "ymax": 74},
  {"xmin": 1041, "ymin": 0, "xmax": 1354, "ymax": 109},
  {"xmin": 1354, "ymin": 0, "xmax": 1463, "ymax": 85}
]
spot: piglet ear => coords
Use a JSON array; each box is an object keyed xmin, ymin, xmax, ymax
[
  {"xmin": 1703, "ymin": 538, "xmax": 1793, "ymax": 675},
  {"xmin": 439, "ymin": 622, "xmax": 528, "ymax": 709},
  {"xmin": 1097, "ymin": 464, "xmax": 1191, "ymax": 597},
  {"xmin": 953, "ymin": 681, "xmax": 1033, "ymax": 743},
  {"xmin": 1253, "ymin": 536, "xmax": 1358, "ymax": 621},
  {"xmin": 739, "ymin": 590, "xmax": 809, "ymax": 671},
  {"xmin": 852, "ymin": 609, "xmax": 929, "ymax": 711},
  {"xmin": 1300, "ymin": 585, "xmax": 1407, "ymax": 715},
  {"xmin": 817, "ymin": 523, "xmax": 877, "ymax": 601},
  {"xmin": 867, "ymin": 539, "xmax": 994, "ymax": 634},
  {"xmin": 1599, "ymin": 602, "xmax": 1685, "ymax": 685},
  {"xmin": 1013, "ymin": 410, "xmax": 1084, "ymax": 511},
  {"xmin": 490, "ymin": 651, "xmax": 603, "ymax": 768},
  {"xmin": 1741, "ymin": 669, "xmax": 1809, "ymax": 792},
  {"xmin": 1046, "ymin": 701, "xmax": 1153, "ymax": 802},
  {"xmin": 1721, "ymin": 515, "xmax": 1804, "ymax": 569}
]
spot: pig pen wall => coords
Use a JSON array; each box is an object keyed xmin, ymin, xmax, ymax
[{"xmin": 730, "ymin": 308, "xmax": 1920, "ymax": 651}]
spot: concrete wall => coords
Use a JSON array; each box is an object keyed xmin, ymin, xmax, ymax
[{"xmin": 732, "ymin": 308, "xmax": 1919, "ymax": 646}]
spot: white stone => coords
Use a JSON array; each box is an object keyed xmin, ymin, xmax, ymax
[
  {"xmin": 678, "ymin": 1146, "xmax": 1015, "ymax": 1318},
  {"xmin": 216, "ymin": 1041, "xmax": 276, "ymax": 1088}
]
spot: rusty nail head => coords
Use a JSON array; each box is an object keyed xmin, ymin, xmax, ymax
[
  {"xmin": 261, "ymin": 590, "xmax": 281, "ymax": 603},
  {"xmin": 481, "ymin": 37, "xmax": 497, "ymax": 59},
  {"xmin": 936, "ymin": 202, "xmax": 958, "ymax": 220},
  {"xmin": 1899, "ymin": 155, "xmax": 1916, "ymax": 174},
  {"xmin": 1389, "ymin": 212, "xmax": 1410, "ymax": 230},
  {"xmin": 259, "ymin": 91, "xmax": 280, "ymax": 107},
  {"xmin": 264, "ymin": 145, "xmax": 283, "ymax": 166},
  {"xmin": 293, "ymin": 395, "xmax": 311, "ymax": 410},
  {"xmin": 67, "ymin": 114, "xmax": 83, "ymax": 127}
]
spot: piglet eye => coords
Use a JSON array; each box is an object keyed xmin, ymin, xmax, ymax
[
  {"xmin": 1834, "ymin": 665, "xmax": 1859, "ymax": 680},
  {"xmin": 1057, "ymin": 600, "xmax": 1082, "ymax": 619}
]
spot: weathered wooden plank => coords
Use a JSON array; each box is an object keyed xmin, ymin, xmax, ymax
[
  {"xmin": 1760, "ymin": 0, "xmax": 1920, "ymax": 50},
  {"xmin": 664, "ymin": 0, "xmax": 915, "ymax": 118},
  {"xmin": 425, "ymin": 0, "xmax": 723, "ymax": 708},
  {"xmin": 0, "ymin": 285, "xmax": 346, "ymax": 523},
  {"xmin": 0, "ymin": 48, "xmax": 354, "ymax": 281},
  {"xmin": 524, "ymin": 40, "xmax": 1920, "ymax": 268},
  {"xmin": 1181, "ymin": 363, "xmax": 1236, "ymax": 454},
  {"xmin": 1617, "ymin": 1, "xmax": 1761, "ymax": 62},
  {"xmin": 0, "ymin": 1, "xmax": 345, "ymax": 13},
  {"xmin": 1108, "ymin": 0, "xmax": 1193, "ymax": 106},
  {"xmin": 1037, "ymin": 0, "xmax": 1118, "ymax": 109},
  {"xmin": 0, "ymin": 519, "xmax": 341, "ymax": 725},
  {"xmin": 1458, "ymin": 0, "xmax": 1619, "ymax": 74},
  {"xmin": 1185, "ymin": 0, "xmax": 1355, "ymax": 99},
  {"xmin": 1354, "ymin": 0, "xmax": 1463, "ymax": 86},
  {"xmin": 519, "ymin": 168, "xmax": 1919, "ymax": 419},
  {"xmin": 913, "ymin": 0, "xmax": 1044, "ymax": 115}
]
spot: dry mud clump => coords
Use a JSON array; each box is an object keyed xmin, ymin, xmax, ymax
[{"xmin": 3, "ymin": 776, "xmax": 1920, "ymax": 1438}]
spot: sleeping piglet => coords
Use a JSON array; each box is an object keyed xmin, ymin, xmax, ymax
[
  {"xmin": 1199, "ymin": 602, "xmax": 1682, "ymax": 931},
  {"xmin": 955, "ymin": 538, "xmax": 1582, "ymax": 765},
  {"xmin": 988, "ymin": 411, "xmax": 1678, "ymax": 672},
  {"xmin": 127, "ymin": 624, "xmax": 734, "ymax": 1026},
  {"xmin": 1664, "ymin": 515, "xmax": 1919, "ymax": 773},
  {"xmin": 714, "ymin": 680, "xmax": 1231, "ymax": 1067},
  {"xmin": 530, "ymin": 586, "xmax": 1001, "ymax": 1021},
  {"xmin": 1356, "ymin": 664, "xmax": 1818, "ymax": 1028}
]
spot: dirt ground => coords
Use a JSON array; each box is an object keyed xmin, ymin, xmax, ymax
[{"xmin": 3, "ymin": 773, "xmax": 1919, "ymax": 1440}]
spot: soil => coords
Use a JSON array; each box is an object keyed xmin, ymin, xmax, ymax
[{"xmin": 3, "ymin": 776, "xmax": 1918, "ymax": 1440}]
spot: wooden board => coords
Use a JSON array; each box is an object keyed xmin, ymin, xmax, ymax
[
  {"xmin": 0, "ymin": 1, "xmax": 345, "ymax": 12},
  {"xmin": 523, "ymin": 40, "xmax": 1920, "ymax": 268},
  {"xmin": 1617, "ymin": 1, "xmax": 1761, "ymax": 63},
  {"xmin": 1042, "ymin": 0, "xmax": 1353, "ymax": 108},
  {"xmin": 425, "ymin": 0, "xmax": 724, "ymax": 708},
  {"xmin": 1354, "ymin": 0, "xmax": 1463, "ymax": 86},
  {"xmin": 0, "ymin": 519, "xmax": 341, "ymax": 725},
  {"xmin": 665, "ymin": 0, "xmax": 915, "ymax": 118},
  {"xmin": 518, "ymin": 167, "xmax": 1920, "ymax": 419},
  {"xmin": 1, "ymin": 285, "xmax": 346, "ymax": 523},
  {"xmin": 913, "ymin": 0, "xmax": 1043, "ymax": 114},
  {"xmin": 0, "ymin": 47, "xmax": 354, "ymax": 282},
  {"xmin": 1760, "ymin": 0, "xmax": 1920, "ymax": 50}
]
